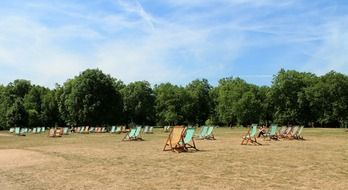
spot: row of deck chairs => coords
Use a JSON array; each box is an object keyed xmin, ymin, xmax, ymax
[
  {"xmin": 241, "ymin": 124, "xmax": 305, "ymax": 145},
  {"xmin": 277, "ymin": 125, "xmax": 304, "ymax": 140},
  {"xmin": 163, "ymin": 126, "xmax": 198, "ymax": 153},
  {"xmin": 110, "ymin": 126, "xmax": 154, "ymax": 134},
  {"xmin": 9, "ymin": 127, "xmax": 46, "ymax": 136},
  {"xmin": 197, "ymin": 126, "xmax": 216, "ymax": 140}
]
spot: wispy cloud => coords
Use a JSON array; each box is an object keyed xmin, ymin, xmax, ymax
[{"xmin": 0, "ymin": 0, "xmax": 348, "ymax": 87}]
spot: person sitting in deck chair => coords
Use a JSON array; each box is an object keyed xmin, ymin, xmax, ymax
[{"xmin": 257, "ymin": 125, "xmax": 267, "ymax": 138}]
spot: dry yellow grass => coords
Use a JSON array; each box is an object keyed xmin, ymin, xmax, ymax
[{"xmin": 0, "ymin": 128, "xmax": 347, "ymax": 190}]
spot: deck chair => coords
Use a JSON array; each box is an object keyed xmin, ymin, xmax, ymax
[
  {"xmin": 205, "ymin": 126, "xmax": 216, "ymax": 140},
  {"xmin": 41, "ymin": 127, "xmax": 45, "ymax": 132},
  {"xmin": 264, "ymin": 124, "xmax": 279, "ymax": 140},
  {"xmin": 122, "ymin": 127, "xmax": 139, "ymax": 141},
  {"xmin": 49, "ymin": 128, "xmax": 55, "ymax": 137},
  {"xmin": 115, "ymin": 126, "xmax": 122, "ymax": 134},
  {"xmin": 15, "ymin": 127, "xmax": 26, "ymax": 136},
  {"xmin": 147, "ymin": 126, "xmax": 154, "ymax": 134},
  {"xmin": 101, "ymin": 127, "xmax": 106, "ymax": 133},
  {"xmin": 143, "ymin": 126, "xmax": 149, "ymax": 133},
  {"xmin": 9, "ymin": 128, "xmax": 14, "ymax": 133},
  {"xmin": 163, "ymin": 126, "xmax": 170, "ymax": 133},
  {"xmin": 181, "ymin": 127, "xmax": 199, "ymax": 151},
  {"xmin": 110, "ymin": 126, "xmax": 116, "ymax": 133},
  {"xmin": 197, "ymin": 126, "xmax": 209, "ymax": 139},
  {"xmin": 163, "ymin": 126, "xmax": 186, "ymax": 152},
  {"xmin": 37, "ymin": 127, "xmax": 42, "ymax": 133},
  {"xmin": 76, "ymin": 127, "xmax": 81, "ymax": 133},
  {"xmin": 32, "ymin": 127, "xmax": 37, "ymax": 134},
  {"xmin": 294, "ymin": 126, "xmax": 305, "ymax": 140},
  {"xmin": 241, "ymin": 125, "xmax": 262, "ymax": 145},
  {"xmin": 79, "ymin": 127, "xmax": 85, "ymax": 134},
  {"xmin": 286, "ymin": 126, "xmax": 299, "ymax": 139},
  {"xmin": 277, "ymin": 126, "xmax": 286, "ymax": 137},
  {"xmin": 281, "ymin": 126, "xmax": 293, "ymax": 138},
  {"xmin": 89, "ymin": 127, "xmax": 95, "ymax": 133},
  {"xmin": 82, "ymin": 126, "xmax": 89, "ymax": 134},
  {"xmin": 63, "ymin": 127, "xmax": 69, "ymax": 135}
]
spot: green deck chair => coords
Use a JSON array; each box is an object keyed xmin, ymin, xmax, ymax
[
  {"xmin": 37, "ymin": 127, "xmax": 41, "ymax": 133},
  {"xmin": 32, "ymin": 127, "xmax": 37, "ymax": 133},
  {"xmin": 89, "ymin": 127, "xmax": 95, "ymax": 133},
  {"xmin": 80, "ymin": 127, "xmax": 85, "ymax": 134},
  {"xmin": 110, "ymin": 126, "xmax": 116, "ymax": 133},
  {"xmin": 122, "ymin": 128, "xmax": 137, "ymax": 141},
  {"xmin": 182, "ymin": 127, "xmax": 198, "ymax": 151},
  {"xmin": 41, "ymin": 127, "xmax": 45, "ymax": 132},
  {"xmin": 63, "ymin": 127, "xmax": 69, "ymax": 135},
  {"xmin": 241, "ymin": 124, "xmax": 261, "ymax": 145},
  {"xmin": 264, "ymin": 124, "xmax": 278, "ymax": 140},
  {"xmin": 197, "ymin": 126, "xmax": 209, "ymax": 139},
  {"xmin": 15, "ymin": 127, "xmax": 25, "ymax": 136},
  {"xmin": 205, "ymin": 126, "xmax": 216, "ymax": 140},
  {"xmin": 133, "ymin": 126, "xmax": 143, "ymax": 140},
  {"xmin": 115, "ymin": 126, "xmax": 121, "ymax": 134},
  {"xmin": 9, "ymin": 128, "xmax": 14, "ymax": 133}
]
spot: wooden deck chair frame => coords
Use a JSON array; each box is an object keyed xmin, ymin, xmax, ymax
[
  {"xmin": 241, "ymin": 125, "xmax": 262, "ymax": 145},
  {"xmin": 163, "ymin": 126, "xmax": 186, "ymax": 152},
  {"xmin": 286, "ymin": 126, "xmax": 299, "ymax": 140}
]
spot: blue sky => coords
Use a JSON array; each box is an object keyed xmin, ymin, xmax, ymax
[{"xmin": 1, "ymin": 0, "xmax": 348, "ymax": 88}]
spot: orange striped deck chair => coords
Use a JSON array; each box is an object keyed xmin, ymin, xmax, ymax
[{"xmin": 163, "ymin": 126, "xmax": 186, "ymax": 152}]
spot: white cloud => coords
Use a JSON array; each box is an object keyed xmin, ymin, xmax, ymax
[{"xmin": 303, "ymin": 20, "xmax": 348, "ymax": 75}]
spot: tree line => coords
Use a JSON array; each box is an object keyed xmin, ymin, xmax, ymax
[{"xmin": 0, "ymin": 68, "xmax": 347, "ymax": 130}]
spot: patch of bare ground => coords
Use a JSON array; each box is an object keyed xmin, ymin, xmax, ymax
[{"xmin": 0, "ymin": 128, "xmax": 347, "ymax": 190}]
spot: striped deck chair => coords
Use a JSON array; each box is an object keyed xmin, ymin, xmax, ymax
[
  {"xmin": 79, "ymin": 127, "xmax": 85, "ymax": 134},
  {"xmin": 182, "ymin": 127, "xmax": 199, "ymax": 151},
  {"xmin": 122, "ymin": 127, "xmax": 142, "ymax": 141},
  {"xmin": 101, "ymin": 127, "xmax": 106, "ymax": 133},
  {"xmin": 205, "ymin": 126, "xmax": 216, "ymax": 140},
  {"xmin": 264, "ymin": 124, "xmax": 279, "ymax": 140},
  {"xmin": 241, "ymin": 124, "xmax": 262, "ymax": 145},
  {"xmin": 277, "ymin": 126, "xmax": 287, "ymax": 138},
  {"xmin": 147, "ymin": 126, "xmax": 154, "ymax": 134},
  {"xmin": 294, "ymin": 126, "xmax": 305, "ymax": 140},
  {"xmin": 110, "ymin": 126, "xmax": 116, "ymax": 133},
  {"xmin": 115, "ymin": 126, "xmax": 122, "ymax": 134},
  {"xmin": 281, "ymin": 126, "xmax": 293, "ymax": 138},
  {"xmin": 286, "ymin": 126, "xmax": 299, "ymax": 139},
  {"xmin": 163, "ymin": 126, "xmax": 186, "ymax": 152},
  {"xmin": 89, "ymin": 127, "xmax": 95, "ymax": 133},
  {"xmin": 15, "ymin": 127, "xmax": 26, "ymax": 136},
  {"xmin": 197, "ymin": 126, "xmax": 208, "ymax": 140},
  {"xmin": 82, "ymin": 126, "xmax": 89, "ymax": 134},
  {"xmin": 163, "ymin": 126, "xmax": 171, "ymax": 133}
]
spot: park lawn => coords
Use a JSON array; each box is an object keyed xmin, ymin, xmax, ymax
[{"xmin": 0, "ymin": 128, "xmax": 347, "ymax": 190}]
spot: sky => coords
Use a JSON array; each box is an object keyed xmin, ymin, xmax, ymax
[{"xmin": 1, "ymin": 0, "xmax": 348, "ymax": 88}]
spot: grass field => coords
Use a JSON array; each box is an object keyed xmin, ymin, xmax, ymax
[{"xmin": 0, "ymin": 128, "xmax": 347, "ymax": 190}]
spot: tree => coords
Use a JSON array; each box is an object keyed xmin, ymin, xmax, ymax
[
  {"xmin": 58, "ymin": 69, "xmax": 123, "ymax": 126},
  {"xmin": 6, "ymin": 98, "xmax": 28, "ymax": 127},
  {"xmin": 270, "ymin": 69, "xmax": 316, "ymax": 125},
  {"xmin": 305, "ymin": 71, "xmax": 348, "ymax": 127},
  {"xmin": 121, "ymin": 81, "xmax": 155, "ymax": 125},
  {"xmin": 154, "ymin": 83, "xmax": 188, "ymax": 125},
  {"xmin": 235, "ymin": 91, "xmax": 261, "ymax": 125},
  {"xmin": 215, "ymin": 77, "xmax": 253, "ymax": 126},
  {"xmin": 185, "ymin": 79, "xmax": 212, "ymax": 126}
]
